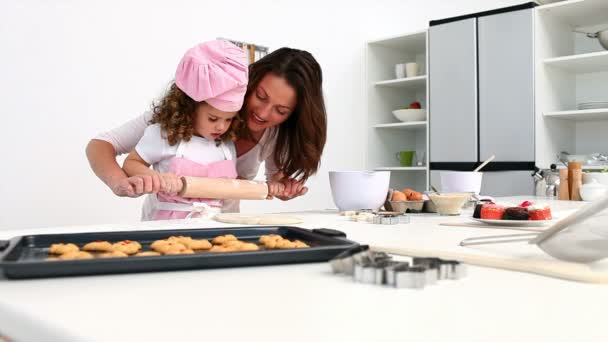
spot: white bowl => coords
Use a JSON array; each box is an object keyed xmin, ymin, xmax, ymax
[
  {"xmin": 580, "ymin": 180, "xmax": 608, "ymax": 201},
  {"xmin": 392, "ymin": 109, "xmax": 426, "ymax": 122},
  {"xmin": 329, "ymin": 171, "xmax": 390, "ymax": 211},
  {"xmin": 583, "ymin": 172, "xmax": 608, "ymax": 188},
  {"xmin": 440, "ymin": 171, "xmax": 483, "ymax": 194},
  {"xmin": 428, "ymin": 193, "xmax": 472, "ymax": 216}
]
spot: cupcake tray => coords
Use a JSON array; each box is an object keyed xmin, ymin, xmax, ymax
[{"xmin": 0, "ymin": 226, "xmax": 358, "ymax": 279}]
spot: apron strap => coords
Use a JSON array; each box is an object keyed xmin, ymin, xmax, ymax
[
  {"xmin": 218, "ymin": 141, "xmax": 232, "ymax": 160},
  {"xmin": 175, "ymin": 139, "xmax": 187, "ymax": 158}
]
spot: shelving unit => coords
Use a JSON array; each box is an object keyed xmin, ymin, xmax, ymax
[
  {"xmin": 374, "ymin": 166, "xmax": 427, "ymax": 171},
  {"xmin": 366, "ymin": 30, "xmax": 429, "ymax": 192},
  {"xmin": 534, "ymin": 0, "xmax": 608, "ymax": 169},
  {"xmin": 373, "ymin": 75, "xmax": 427, "ymax": 90},
  {"xmin": 544, "ymin": 108, "xmax": 608, "ymax": 121},
  {"xmin": 372, "ymin": 121, "xmax": 426, "ymax": 130},
  {"xmin": 544, "ymin": 51, "xmax": 608, "ymax": 73}
]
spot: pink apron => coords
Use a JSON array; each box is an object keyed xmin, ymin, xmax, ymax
[{"xmin": 147, "ymin": 140, "xmax": 237, "ymax": 220}]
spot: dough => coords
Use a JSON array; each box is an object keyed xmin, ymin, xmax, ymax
[
  {"xmin": 214, "ymin": 214, "xmax": 303, "ymax": 225},
  {"xmin": 48, "ymin": 243, "xmax": 79, "ymax": 255},
  {"xmin": 83, "ymin": 241, "xmax": 113, "ymax": 252}
]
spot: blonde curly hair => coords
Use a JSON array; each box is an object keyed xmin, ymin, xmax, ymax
[{"xmin": 150, "ymin": 83, "xmax": 240, "ymax": 146}]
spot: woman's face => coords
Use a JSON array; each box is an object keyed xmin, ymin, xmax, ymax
[
  {"xmin": 194, "ymin": 102, "xmax": 237, "ymax": 141},
  {"xmin": 245, "ymin": 73, "xmax": 297, "ymax": 134}
]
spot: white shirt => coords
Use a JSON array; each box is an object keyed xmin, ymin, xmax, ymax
[
  {"xmin": 95, "ymin": 111, "xmax": 279, "ymax": 212},
  {"xmin": 135, "ymin": 123, "xmax": 236, "ymax": 172}
]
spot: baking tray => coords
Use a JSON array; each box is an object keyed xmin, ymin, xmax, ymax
[{"xmin": 0, "ymin": 226, "xmax": 359, "ymax": 279}]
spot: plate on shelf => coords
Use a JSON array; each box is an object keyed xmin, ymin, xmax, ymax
[{"xmin": 470, "ymin": 217, "xmax": 555, "ymax": 227}]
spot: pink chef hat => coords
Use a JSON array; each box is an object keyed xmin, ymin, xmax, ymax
[{"xmin": 175, "ymin": 40, "xmax": 248, "ymax": 112}]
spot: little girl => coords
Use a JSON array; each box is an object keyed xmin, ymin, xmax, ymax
[{"xmin": 123, "ymin": 40, "xmax": 283, "ymax": 220}]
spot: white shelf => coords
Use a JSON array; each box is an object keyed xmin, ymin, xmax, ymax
[
  {"xmin": 367, "ymin": 30, "xmax": 427, "ymax": 53},
  {"xmin": 537, "ymin": 0, "xmax": 608, "ymax": 28},
  {"xmin": 544, "ymin": 108, "xmax": 608, "ymax": 120},
  {"xmin": 373, "ymin": 121, "xmax": 426, "ymax": 130},
  {"xmin": 374, "ymin": 75, "xmax": 427, "ymax": 90},
  {"xmin": 544, "ymin": 51, "xmax": 608, "ymax": 73},
  {"xmin": 556, "ymin": 165, "xmax": 608, "ymax": 170},
  {"xmin": 374, "ymin": 166, "xmax": 427, "ymax": 171}
]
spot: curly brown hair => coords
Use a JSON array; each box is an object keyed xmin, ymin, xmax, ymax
[
  {"xmin": 239, "ymin": 48, "xmax": 327, "ymax": 181},
  {"xmin": 150, "ymin": 83, "xmax": 240, "ymax": 146}
]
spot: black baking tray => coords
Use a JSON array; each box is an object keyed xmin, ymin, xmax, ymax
[{"xmin": 0, "ymin": 226, "xmax": 358, "ymax": 279}]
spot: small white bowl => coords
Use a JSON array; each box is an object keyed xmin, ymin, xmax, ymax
[{"xmin": 392, "ymin": 109, "xmax": 426, "ymax": 122}]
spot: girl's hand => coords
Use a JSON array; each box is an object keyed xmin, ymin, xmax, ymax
[
  {"xmin": 159, "ymin": 172, "xmax": 183, "ymax": 195},
  {"xmin": 275, "ymin": 178, "xmax": 308, "ymax": 201},
  {"xmin": 266, "ymin": 181, "xmax": 286, "ymax": 199},
  {"xmin": 109, "ymin": 174, "xmax": 164, "ymax": 198}
]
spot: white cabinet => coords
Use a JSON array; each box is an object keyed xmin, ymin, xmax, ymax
[
  {"xmin": 535, "ymin": 0, "xmax": 608, "ymax": 169},
  {"xmin": 365, "ymin": 31, "xmax": 429, "ymax": 192}
]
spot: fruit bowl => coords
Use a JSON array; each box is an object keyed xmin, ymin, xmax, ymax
[{"xmin": 392, "ymin": 109, "xmax": 426, "ymax": 122}]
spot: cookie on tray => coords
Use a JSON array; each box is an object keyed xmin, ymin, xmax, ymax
[
  {"xmin": 212, "ymin": 234, "xmax": 237, "ymax": 245},
  {"xmin": 48, "ymin": 243, "xmax": 79, "ymax": 255},
  {"xmin": 58, "ymin": 251, "xmax": 94, "ymax": 260},
  {"xmin": 259, "ymin": 234, "xmax": 282, "ymax": 244},
  {"xmin": 238, "ymin": 242, "xmax": 260, "ymax": 251},
  {"xmin": 134, "ymin": 251, "xmax": 162, "ymax": 257},
  {"xmin": 98, "ymin": 250, "xmax": 129, "ymax": 258},
  {"xmin": 83, "ymin": 240, "xmax": 113, "ymax": 252},
  {"xmin": 112, "ymin": 240, "xmax": 142, "ymax": 255},
  {"xmin": 164, "ymin": 248, "xmax": 195, "ymax": 255}
]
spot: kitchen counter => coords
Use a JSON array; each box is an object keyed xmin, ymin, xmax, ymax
[{"xmin": 0, "ymin": 197, "xmax": 606, "ymax": 342}]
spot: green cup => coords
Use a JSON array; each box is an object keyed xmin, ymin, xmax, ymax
[{"xmin": 396, "ymin": 151, "xmax": 415, "ymax": 167}]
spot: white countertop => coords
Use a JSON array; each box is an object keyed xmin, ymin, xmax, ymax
[{"xmin": 0, "ymin": 197, "xmax": 607, "ymax": 342}]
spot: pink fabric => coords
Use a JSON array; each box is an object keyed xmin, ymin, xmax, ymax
[
  {"xmin": 175, "ymin": 40, "xmax": 248, "ymax": 112},
  {"xmin": 153, "ymin": 156, "xmax": 237, "ymax": 220}
]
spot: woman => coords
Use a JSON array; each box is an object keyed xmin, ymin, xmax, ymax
[{"xmin": 86, "ymin": 47, "xmax": 327, "ymax": 212}]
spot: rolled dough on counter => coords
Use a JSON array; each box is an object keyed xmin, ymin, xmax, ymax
[{"xmin": 214, "ymin": 213, "xmax": 304, "ymax": 225}]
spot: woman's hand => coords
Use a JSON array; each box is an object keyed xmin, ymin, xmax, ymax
[
  {"xmin": 159, "ymin": 172, "xmax": 183, "ymax": 195},
  {"xmin": 274, "ymin": 177, "xmax": 308, "ymax": 201},
  {"xmin": 266, "ymin": 181, "xmax": 286, "ymax": 199},
  {"xmin": 109, "ymin": 174, "xmax": 164, "ymax": 198}
]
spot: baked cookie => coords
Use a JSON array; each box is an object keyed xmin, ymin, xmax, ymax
[
  {"xmin": 167, "ymin": 236, "xmax": 193, "ymax": 244},
  {"xmin": 238, "ymin": 242, "xmax": 260, "ymax": 251},
  {"xmin": 83, "ymin": 240, "xmax": 113, "ymax": 252},
  {"xmin": 184, "ymin": 239, "xmax": 212, "ymax": 250},
  {"xmin": 212, "ymin": 234, "xmax": 237, "ymax": 245},
  {"xmin": 164, "ymin": 248, "xmax": 195, "ymax": 255},
  {"xmin": 209, "ymin": 245, "xmax": 229, "ymax": 253},
  {"xmin": 153, "ymin": 241, "xmax": 190, "ymax": 255},
  {"xmin": 134, "ymin": 251, "xmax": 162, "ymax": 257},
  {"xmin": 58, "ymin": 251, "xmax": 94, "ymax": 260},
  {"xmin": 48, "ymin": 243, "xmax": 79, "ymax": 255},
  {"xmin": 259, "ymin": 234, "xmax": 282, "ymax": 244},
  {"xmin": 99, "ymin": 250, "xmax": 129, "ymax": 258},
  {"xmin": 222, "ymin": 240, "xmax": 244, "ymax": 248},
  {"xmin": 293, "ymin": 240, "xmax": 309, "ymax": 248},
  {"xmin": 112, "ymin": 240, "xmax": 142, "ymax": 255}
]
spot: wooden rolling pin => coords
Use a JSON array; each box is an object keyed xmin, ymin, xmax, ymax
[{"xmin": 179, "ymin": 177, "xmax": 268, "ymax": 200}]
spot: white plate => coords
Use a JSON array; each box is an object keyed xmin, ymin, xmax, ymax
[{"xmin": 471, "ymin": 217, "xmax": 554, "ymax": 227}]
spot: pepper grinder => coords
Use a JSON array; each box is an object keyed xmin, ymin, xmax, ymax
[
  {"xmin": 558, "ymin": 169, "xmax": 570, "ymax": 200},
  {"xmin": 569, "ymin": 162, "xmax": 583, "ymax": 201}
]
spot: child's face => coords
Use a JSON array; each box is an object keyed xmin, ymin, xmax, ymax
[{"xmin": 194, "ymin": 103, "xmax": 237, "ymax": 141}]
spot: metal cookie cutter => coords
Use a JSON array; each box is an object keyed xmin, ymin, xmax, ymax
[
  {"xmin": 372, "ymin": 212, "xmax": 410, "ymax": 225},
  {"xmin": 395, "ymin": 266, "xmax": 427, "ymax": 289},
  {"xmin": 329, "ymin": 245, "xmax": 369, "ymax": 275}
]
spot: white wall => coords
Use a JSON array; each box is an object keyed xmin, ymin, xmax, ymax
[{"xmin": 0, "ymin": 0, "xmax": 525, "ymax": 230}]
